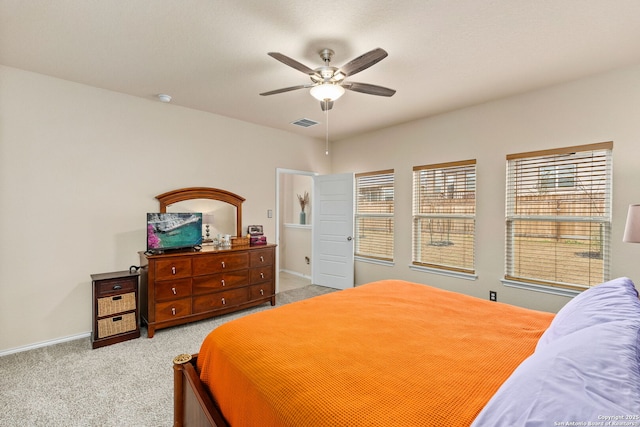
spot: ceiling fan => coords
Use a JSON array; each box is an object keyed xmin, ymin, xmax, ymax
[{"xmin": 260, "ymin": 47, "xmax": 396, "ymax": 111}]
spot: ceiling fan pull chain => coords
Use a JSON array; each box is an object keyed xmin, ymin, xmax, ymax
[{"xmin": 325, "ymin": 102, "xmax": 329, "ymax": 155}]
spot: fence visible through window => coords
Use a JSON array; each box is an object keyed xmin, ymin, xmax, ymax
[
  {"xmin": 412, "ymin": 160, "xmax": 476, "ymax": 274},
  {"xmin": 505, "ymin": 142, "xmax": 612, "ymax": 290}
]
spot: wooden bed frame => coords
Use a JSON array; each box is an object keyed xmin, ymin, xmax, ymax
[{"xmin": 173, "ymin": 353, "xmax": 227, "ymax": 427}]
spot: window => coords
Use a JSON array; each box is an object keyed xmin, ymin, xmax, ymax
[
  {"xmin": 355, "ymin": 170, "xmax": 394, "ymax": 261},
  {"xmin": 412, "ymin": 160, "xmax": 476, "ymax": 274},
  {"xmin": 505, "ymin": 142, "xmax": 612, "ymax": 290},
  {"xmin": 539, "ymin": 164, "xmax": 576, "ymax": 190}
]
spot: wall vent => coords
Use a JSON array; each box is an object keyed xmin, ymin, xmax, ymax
[{"xmin": 291, "ymin": 118, "xmax": 319, "ymax": 128}]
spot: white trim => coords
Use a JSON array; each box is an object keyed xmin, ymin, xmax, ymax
[
  {"xmin": 501, "ymin": 278, "xmax": 581, "ymax": 298},
  {"xmin": 409, "ymin": 264, "xmax": 477, "ymax": 281},
  {"xmin": 355, "ymin": 256, "xmax": 394, "ymax": 267},
  {"xmin": 284, "ymin": 223, "xmax": 312, "ymax": 229},
  {"xmin": 280, "ymin": 268, "xmax": 312, "ymax": 280},
  {"xmin": 0, "ymin": 331, "xmax": 91, "ymax": 357}
]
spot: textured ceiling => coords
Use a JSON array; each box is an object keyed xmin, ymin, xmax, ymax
[{"xmin": 2, "ymin": 0, "xmax": 640, "ymax": 141}]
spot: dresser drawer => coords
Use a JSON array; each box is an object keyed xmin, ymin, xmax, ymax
[
  {"xmin": 192, "ymin": 270, "xmax": 249, "ymax": 295},
  {"xmin": 193, "ymin": 288, "xmax": 249, "ymax": 313},
  {"xmin": 192, "ymin": 252, "xmax": 249, "ymax": 275},
  {"xmin": 154, "ymin": 258, "xmax": 192, "ymax": 280},
  {"xmin": 155, "ymin": 298, "xmax": 192, "ymax": 322},
  {"xmin": 249, "ymin": 283, "xmax": 274, "ymax": 300},
  {"xmin": 96, "ymin": 277, "xmax": 137, "ymax": 296},
  {"xmin": 155, "ymin": 278, "xmax": 192, "ymax": 301},
  {"xmin": 249, "ymin": 248, "xmax": 274, "ymax": 267},
  {"xmin": 250, "ymin": 267, "xmax": 273, "ymax": 284},
  {"xmin": 97, "ymin": 292, "xmax": 136, "ymax": 317}
]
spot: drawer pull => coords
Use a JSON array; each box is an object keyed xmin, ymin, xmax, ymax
[
  {"xmin": 260, "ymin": 272, "xmax": 265, "ymax": 279},
  {"xmin": 221, "ymin": 261, "xmax": 226, "ymax": 269},
  {"xmin": 221, "ymin": 297, "xmax": 226, "ymax": 305},
  {"xmin": 171, "ymin": 307, "xmax": 176, "ymax": 315},
  {"xmin": 171, "ymin": 266, "xmax": 176, "ymax": 275},
  {"xmin": 260, "ymin": 289, "xmax": 264, "ymax": 296},
  {"xmin": 171, "ymin": 287, "xmax": 177, "ymax": 295},
  {"xmin": 260, "ymin": 256, "xmax": 264, "ymax": 262},
  {"xmin": 221, "ymin": 279, "xmax": 225, "ymax": 287},
  {"xmin": 112, "ymin": 316, "xmax": 122, "ymax": 322},
  {"xmin": 113, "ymin": 295, "xmax": 122, "ymax": 301},
  {"xmin": 113, "ymin": 285, "xmax": 122, "ymax": 290}
]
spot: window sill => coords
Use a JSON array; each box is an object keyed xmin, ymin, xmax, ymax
[
  {"xmin": 355, "ymin": 256, "xmax": 394, "ymax": 267},
  {"xmin": 409, "ymin": 264, "xmax": 477, "ymax": 281},
  {"xmin": 500, "ymin": 278, "xmax": 581, "ymax": 298}
]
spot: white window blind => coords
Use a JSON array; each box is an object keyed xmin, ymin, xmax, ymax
[
  {"xmin": 355, "ymin": 170, "xmax": 394, "ymax": 261},
  {"xmin": 505, "ymin": 142, "xmax": 612, "ymax": 290},
  {"xmin": 412, "ymin": 160, "xmax": 476, "ymax": 274}
]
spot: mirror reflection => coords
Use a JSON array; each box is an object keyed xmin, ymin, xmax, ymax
[{"xmin": 166, "ymin": 199, "xmax": 236, "ymax": 241}]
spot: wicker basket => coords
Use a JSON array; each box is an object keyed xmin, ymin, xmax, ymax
[
  {"xmin": 97, "ymin": 292, "xmax": 136, "ymax": 317},
  {"xmin": 97, "ymin": 312, "xmax": 137, "ymax": 339},
  {"xmin": 231, "ymin": 236, "xmax": 250, "ymax": 247}
]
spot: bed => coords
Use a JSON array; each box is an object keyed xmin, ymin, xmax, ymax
[{"xmin": 173, "ymin": 278, "xmax": 640, "ymax": 426}]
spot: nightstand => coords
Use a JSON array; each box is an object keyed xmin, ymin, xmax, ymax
[{"xmin": 91, "ymin": 270, "xmax": 140, "ymax": 349}]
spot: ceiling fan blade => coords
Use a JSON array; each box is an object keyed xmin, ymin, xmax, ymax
[
  {"xmin": 343, "ymin": 82, "xmax": 396, "ymax": 97},
  {"xmin": 320, "ymin": 100, "xmax": 334, "ymax": 111},
  {"xmin": 339, "ymin": 48, "xmax": 388, "ymax": 77},
  {"xmin": 260, "ymin": 84, "xmax": 313, "ymax": 96},
  {"xmin": 268, "ymin": 52, "xmax": 318, "ymax": 76}
]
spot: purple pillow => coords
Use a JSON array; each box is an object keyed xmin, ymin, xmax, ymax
[
  {"xmin": 536, "ymin": 277, "xmax": 640, "ymax": 350},
  {"xmin": 472, "ymin": 319, "xmax": 640, "ymax": 426}
]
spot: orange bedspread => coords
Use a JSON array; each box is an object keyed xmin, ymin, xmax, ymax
[{"xmin": 197, "ymin": 280, "xmax": 554, "ymax": 427}]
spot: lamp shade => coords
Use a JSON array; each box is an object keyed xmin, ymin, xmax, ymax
[
  {"xmin": 203, "ymin": 213, "xmax": 215, "ymax": 224},
  {"xmin": 623, "ymin": 204, "xmax": 640, "ymax": 243},
  {"xmin": 310, "ymin": 83, "xmax": 345, "ymax": 101}
]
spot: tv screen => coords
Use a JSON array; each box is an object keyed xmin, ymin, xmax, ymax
[{"xmin": 146, "ymin": 213, "xmax": 203, "ymax": 253}]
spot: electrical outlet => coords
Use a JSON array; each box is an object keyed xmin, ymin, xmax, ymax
[
  {"xmin": 267, "ymin": 209, "xmax": 273, "ymax": 218},
  {"xmin": 489, "ymin": 291, "xmax": 497, "ymax": 302}
]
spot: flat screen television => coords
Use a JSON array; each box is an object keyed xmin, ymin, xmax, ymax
[{"xmin": 146, "ymin": 212, "xmax": 203, "ymax": 253}]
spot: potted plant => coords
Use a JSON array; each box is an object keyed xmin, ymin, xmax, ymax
[{"xmin": 297, "ymin": 191, "xmax": 309, "ymax": 224}]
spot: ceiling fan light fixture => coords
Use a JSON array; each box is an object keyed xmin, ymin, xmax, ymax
[{"xmin": 310, "ymin": 83, "xmax": 345, "ymax": 101}]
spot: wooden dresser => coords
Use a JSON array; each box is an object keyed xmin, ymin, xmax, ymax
[{"xmin": 139, "ymin": 244, "xmax": 276, "ymax": 337}]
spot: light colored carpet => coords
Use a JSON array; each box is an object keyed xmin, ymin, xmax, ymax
[{"xmin": 0, "ymin": 285, "xmax": 335, "ymax": 427}]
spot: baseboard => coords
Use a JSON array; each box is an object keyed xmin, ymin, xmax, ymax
[
  {"xmin": 280, "ymin": 269, "xmax": 311, "ymax": 280},
  {"xmin": 0, "ymin": 331, "xmax": 91, "ymax": 357}
]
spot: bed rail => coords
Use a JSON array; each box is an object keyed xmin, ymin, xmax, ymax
[{"xmin": 173, "ymin": 354, "xmax": 229, "ymax": 427}]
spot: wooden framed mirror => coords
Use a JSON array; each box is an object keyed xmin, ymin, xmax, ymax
[{"xmin": 156, "ymin": 187, "xmax": 244, "ymax": 238}]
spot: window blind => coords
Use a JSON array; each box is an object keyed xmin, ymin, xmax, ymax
[
  {"xmin": 412, "ymin": 160, "xmax": 476, "ymax": 273},
  {"xmin": 355, "ymin": 170, "xmax": 394, "ymax": 261},
  {"xmin": 505, "ymin": 142, "xmax": 612, "ymax": 290}
]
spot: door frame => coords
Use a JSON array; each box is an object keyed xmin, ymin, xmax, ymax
[{"xmin": 275, "ymin": 168, "xmax": 318, "ymax": 292}]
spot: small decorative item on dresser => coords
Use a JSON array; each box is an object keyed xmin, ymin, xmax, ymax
[
  {"xmin": 91, "ymin": 270, "xmax": 140, "ymax": 349},
  {"xmin": 231, "ymin": 236, "xmax": 250, "ymax": 247},
  {"xmin": 248, "ymin": 224, "xmax": 267, "ymax": 246}
]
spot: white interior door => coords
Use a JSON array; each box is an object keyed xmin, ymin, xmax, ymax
[{"xmin": 312, "ymin": 173, "xmax": 354, "ymax": 289}]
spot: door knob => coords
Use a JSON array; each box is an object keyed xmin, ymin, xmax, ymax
[{"xmin": 347, "ymin": 236, "xmax": 353, "ymax": 241}]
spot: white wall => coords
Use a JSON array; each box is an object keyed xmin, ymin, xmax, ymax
[
  {"xmin": 0, "ymin": 65, "xmax": 330, "ymax": 352},
  {"xmin": 4, "ymin": 62, "xmax": 640, "ymax": 353},
  {"xmin": 332, "ymin": 64, "xmax": 640, "ymax": 313}
]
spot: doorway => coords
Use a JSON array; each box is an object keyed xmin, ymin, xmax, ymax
[{"xmin": 275, "ymin": 168, "xmax": 317, "ymax": 293}]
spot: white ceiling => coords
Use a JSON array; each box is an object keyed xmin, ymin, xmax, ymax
[{"xmin": 2, "ymin": 0, "xmax": 640, "ymax": 141}]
